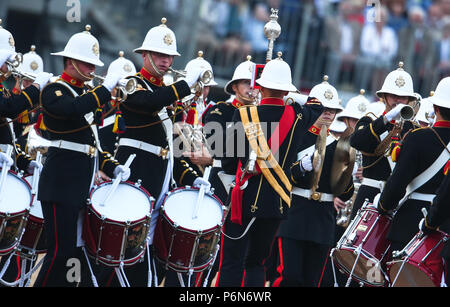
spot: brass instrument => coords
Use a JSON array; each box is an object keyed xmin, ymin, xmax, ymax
[
  {"xmin": 2, "ymin": 53, "xmax": 37, "ymax": 81},
  {"xmin": 89, "ymin": 73, "xmax": 137, "ymax": 102},
  {"xmin": 167, "ymin": 66, "xmax": 213, "ymax": 94},
  {"xmin": 330, "ymin": 129, "xmax": 356, "ymax": 196}
]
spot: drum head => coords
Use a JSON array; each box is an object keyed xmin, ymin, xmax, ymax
[
  {"xmin": 163, "ymin": 189, "xmax": 223, "ymax": 231},
  {"xmin": 0, "ymin": 171, "xmax": 32, "ymax": 214},
  {"xmin": 90, "ymin": 182, "xmax": 152, "ymax": 222},
  {"xmin": 389, "ymin": 261, "xmax": 437, "ymax": 287}
]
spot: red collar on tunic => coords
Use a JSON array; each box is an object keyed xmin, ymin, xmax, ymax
[
  {"xmin": 139, "ymin": 67, "xmax": 163, "ymax": 87},
  {"xmin": 232, "ymin": 98, "xmax": 245, "ymax": 108},
  {"xmin": 60, "ymin": 71, "xmax": 84, "ymax": 88},
  {"xmin": 434, "ymin": 120, "xmax": 450, "ymax": 128},
  {"xmin": 260, "ymin": 97, "xmax": 285, "ymax": 106}
]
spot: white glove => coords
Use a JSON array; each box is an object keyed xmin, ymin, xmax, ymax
[
  {"xmin": 27, "ymin": 160, "xmax": 43, "ymax": 175},
  {"xmin": 183, "ymin": 67, "xmax": 204, "ymax": 88},
  {"xmin": 0, "ymin": 49, "xmax": 15, "ymax": 67},
  {"xmin": 299, "ymin": 154, "xmax": 313, "ymax": 173},
  {"xmin": 0, "ymin": 151, "xmax": 14, "ymax": 168},
  {"xmin": 372, "ymin": 193, "xmax": 381, "ymax": 208},
  {"xmin": 113, "ymin": 165, "xmax": 131, "ymax": 182},
  {"xmin": 193, "ymin": 177, "xmax": 211, "ymax": 191},
  {"xmin": 102, "ymin": 72, "xmax": 123, "ymax": 92},
  {"xmin": 33, "ymin": 72, "xmax": 53, "ymax": 89},
  {"xmin": 384, "ymin": 104, "xmax": 404, "ymax": 122}
]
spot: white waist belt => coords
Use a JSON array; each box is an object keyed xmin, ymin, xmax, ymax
[
  {"xmin": 408, "ymin": 192, "xmax": 436, "ymax": 202},
  {"xmin": 119, "ymin": 138, "xmax": 168, "ymax": 159},
  {"xmin": 100, "ymin": 115, "xmax": 116, "ymax": 129},
  {"xmin": 212, "ymin": 159, "xmax": 222, "ymax": 168},
  {"xmin": 291, "ymin": 187, "xmax": 334, "ymax": 202},
  {"xmin": 50, "ymin": 140, "xmax": 97, "ymax": 157},
  {"xmin": 361, "ymin": 178, "xmax": 386, "ymax": 191}
]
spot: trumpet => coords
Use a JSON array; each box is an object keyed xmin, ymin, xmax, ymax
[
  {"xmin": 2, "ymin": 53, "xmax": 37, "ymax": 81},
  {"xmin": 89, "ymin": 73, "xmax": 137, "ymax": 102}
]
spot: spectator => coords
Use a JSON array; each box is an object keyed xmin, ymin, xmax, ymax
[
  {"xmin": 356, "ymin": 5, "xmax": 398, "ymax": 94},
  {"xmin": 397, "ymin": 5, "xmax": 439, "ymax": 94},
  {"xmin": 324, "ymin": 0, "xmax": 363, "ymax": 88},
  {"xmin": 437, "ymin": 17, "xmax": 450, "ymax": 79},
  {"xmin": 387, "ymin": 0, "xmax": 409, "ymax": 33},
  {"xmin": 242, "ymin": 2, "xmax": 270, "ymax": 63},
  {"xmin": 427, "ymin": 2, "xmax": 445, "ymax": 40}
]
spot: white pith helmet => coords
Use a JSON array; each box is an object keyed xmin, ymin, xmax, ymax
[
  {"xmin": 365, "ymin": 101, "xmax": 386, "ymax": 118},
  {"xmin": 107, "ymin": 51, "xmax": 137, "ymax": 78},
  {"xmin": 376, "ymin": 62, "xmax": 415, "ymax": 100},
  {"xmin": 308, "ymin": 75, "xmax": 343, "ymax": 112},
  {"xmin": 428, "ymin": 77, "xmax": 450, "ymax": 109},
  {"xmin": 338, "ymin": 89, "xmax": 371, "ymax": 121},
  {"xmin": 184, "ymin": 50, "xmax": 217, "ymax": 86},
  {"xmin": 0, "ymin": 19, "xmax": 15, "ymax": 53},
  {"xmin": 256, "ymin": 52, "xmax": 297, "ymax": 92},
  {"xmin": 51, "ymin": 25, "xmax": 104, "ymax": 66},
  {"xmin": 415, "ymin": 94, "xmax": 434, "ymax": 125},
  {"xmin": 225, "ymin": 55, "xmax": 255, "ymax": 95},
  {"xmin": 18, "ymin": 45, "xmax": 44, "ymax": 75},
  {"xmin": 134, "ymin": 17, "xmax": 180, "ymax": 56}
]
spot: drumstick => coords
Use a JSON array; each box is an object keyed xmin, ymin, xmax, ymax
[
  {"xmin": 31, "ymin": 151, "xmax": 42, "ymax": 195},
  {"xmin": 100, "ymin": 154, "xmax": 136, "ymax": 207},
  {"xmin": 0, "ymin": 145, "xmax": 14, "ymax": 202},
  {"xmin": 192, "ymin": 166, "xmax": 211, "ymax": 219}
]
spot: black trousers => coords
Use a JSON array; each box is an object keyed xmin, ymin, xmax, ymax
[
  {"xmin": 215, "ymin": 215, "xmax": 280, "ymax": 287},
  {"xmin": 273, "ymin": 238, "xmax": 330, "ymax": 287},
  {"xmin": 33, "ymin": 202, "xmax": 93, "ymax": 287}
]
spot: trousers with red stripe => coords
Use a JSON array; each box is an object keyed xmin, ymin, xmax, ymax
[
  {"xmin": 215, "ymin": 215, "xmax": 280, "ymax": 287},
  {"xmin": 33, "ymin": 202, "xmax": 93, "ymax": 287}
]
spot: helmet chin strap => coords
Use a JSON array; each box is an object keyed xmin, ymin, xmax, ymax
[
  {"xmin": 71, "ymin": 59, "xmax": 94, "ymax": 81},
  {"xmin": 146, "ymin": 52, "xmax": 164, "ymax": 77}
]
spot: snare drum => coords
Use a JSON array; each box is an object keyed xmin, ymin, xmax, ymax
[
  {"xmin": 387, "ymin": 231, "xmax": 449, "ymax": 287},
  {"xmin": 83, "ymin": 180, "xmax": 153, "ymax": 267},
  {"xmin": 154, "ymin": 187, "xmax": 225, "ymax": 273},
  {"xmin": 332, "ymin": 202, "xmax": 392, "ymax": 286},
  {"xmin": 17, "ymin": 175, "xmax": 46, "ymax": 256},
  {"xmin": 0, "ymin": 170, "xmax": 33, "ymax": 256}
]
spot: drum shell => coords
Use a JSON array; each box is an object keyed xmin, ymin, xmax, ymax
[
  {"xmin": 153, "ymin": 187, "xmax": 224, "ymax": 273},
  {"xmin": 0, "ymin": 170, "xmax": 33, "ymax": 256},
  {"xmin": 83, "ymin": 181, "xmax": 153, "ymax": 267},
  {"xmin": 387, "ymin": 231, "xmax": 449, "ymax": 287},
  {"xmin": 17, "ymin": 212, "xmax": 46, "ymax": 255},
  {"xmin": 332, "ymin": 206, "xmax": 392, "ymax": 286}
]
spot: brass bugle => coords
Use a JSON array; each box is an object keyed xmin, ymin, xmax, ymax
[
  {"xmin": 167, "ymin": 67, "xmax": 213, "ymax": 86},
  {"xmin": 399, "ymin": 104, "xmax": 415, "ymax": 121},
  {"xmin": 2, "ymin": 53, "xmax": 36, "ymax": 81}
]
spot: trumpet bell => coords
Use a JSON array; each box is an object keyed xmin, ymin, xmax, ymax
[{"xmin": 400, "ymin": 104, "xmax": 414, "ymax": 121}]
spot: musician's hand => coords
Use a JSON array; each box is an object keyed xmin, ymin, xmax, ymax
[
  {"xmin": 95, "ymin": 170, "xmax": 110, "ymax": 185},
  {"xmin": 113, "ymin": 165, "xmax": 131, "ymax": 182},
  {"xmin": 299, "ymin": 154, "xmax": 313, "ymax": 173},
  {"xmin": 193, "ymin": 177, "xmax": 211, "ymax": 191},
  {"xmin": 0, "ymin": 49, "xmax": 15, "ymax": 67},
  {"xmin": 183, "ymin": 147, "xmax": 213, "ymax": 166},
  {"xmin": 27, "ymin": 160, "xmax": 43, "ymax": 175},
  {"xmin": 103, "ymin": 72, "xmax": 123, "ymax": 92},
  {"xmin": 0, "ymin": 152, "xmax": 13, "ymax": 168},
  {"xmin": 33, "ymin": 72, "xmax": 53, "ymax": 90},
  {"xmin": 333, "ymin": 197, "xmax": 347, "ymax": 213},
  {"xmin": 384, "ymin": 104, "xmax": 404, "ymax": 123},
  {"xmin": 183, "ymin": 67, "xmax": 204, "ymax": 88}
]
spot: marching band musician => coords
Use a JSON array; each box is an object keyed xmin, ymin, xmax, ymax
[
  {"xmin": 0, "ymin": 21, "xmax": 52, "ymax": 173},
  {"xmin": 273, "ymin": 77, "xmax": 354, "ymax": 287},
  {"xmin": 34, "ymin": 25, "xmax": 131, "ymax": 287},
  {"xmin": 96, "ymin": 50, "xmax": 136, "ymax": 156},
  {"xmin": 215, "ymin": 54, "xmax": 323, "ymax": 287},
  {"xmin": 420, "ymin": 164, "xmax": 450, "ymax": 285},
  {"xmin": 203, "ymin": 55, "xmax": 257, "ymax": 207},
  {"xmin": 108, "ymin": 18, "xmax": 210, "ymax": 287},
  {"xmin": 378, "ymin": 76, "xmax": 450, "ymax": 254},
  {"xmin": 349, "ymin": 63, "xmax": 418, "ymax": 221},
  {"xmin": 0, "ymin": 23, "xmax": 51, "ymax": 287}
]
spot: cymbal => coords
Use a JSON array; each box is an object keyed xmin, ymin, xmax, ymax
[{"xmin": 330, "ymin": 131, "xmax": 356, "ymax": 196}]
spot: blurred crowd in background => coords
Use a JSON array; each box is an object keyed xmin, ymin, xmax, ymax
[{"xmin": 2, "ymin": 0, "xmax": 450, "ymax": 102}]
